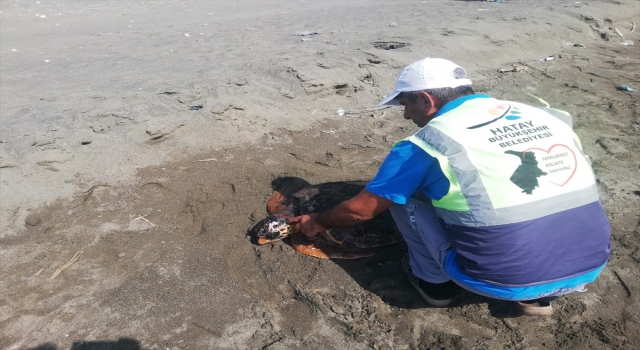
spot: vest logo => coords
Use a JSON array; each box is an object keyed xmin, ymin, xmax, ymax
[
  {"xmin": 524, "ymin": 144, "xmax": 577, "ymax": 187},
  {"xmin": 468, "ymin": 104, "xmax": 523, "ymax": 129},
  {"xmin": 505, "ymin": 144, "xmax": 577, "ymax": 194},
  {"xmin": 504, "ymin": 150, "xmax": 547, "ymax": 194}
]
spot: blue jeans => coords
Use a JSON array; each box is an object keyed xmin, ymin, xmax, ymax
[{"xmin": 389, "ymin": 198, "xmax": 452, "ymax": 284}]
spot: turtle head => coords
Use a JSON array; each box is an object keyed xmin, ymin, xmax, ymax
[{"xmin": 251, "ymin": 213, "xmax": 297, "ymax": 244}]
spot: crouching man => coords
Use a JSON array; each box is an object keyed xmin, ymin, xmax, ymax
[{"xmin": 290, "ymin": 58, "xmax": 610, "ymax": 316}]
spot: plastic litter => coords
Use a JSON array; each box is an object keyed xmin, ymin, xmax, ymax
[
  {"xmin": 617, "ymin": 85, "xmax": 636, "ymax": 92},
  {"xmin": 337, "ymin": 108, "xmax": 345, "ymax": 116},
  {"xmin": 620, "ymin": 40, "xmax": 634, "ymax": 46}
]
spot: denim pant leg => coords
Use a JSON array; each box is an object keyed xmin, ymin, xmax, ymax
[{"xmin": 390, "ymin": 198, "xmax": 452, "ymax": 284}]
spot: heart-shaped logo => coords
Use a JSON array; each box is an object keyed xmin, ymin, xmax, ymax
[{"xmin": 524, "ymin": 144, "xmax": 577, "ymax": 186}]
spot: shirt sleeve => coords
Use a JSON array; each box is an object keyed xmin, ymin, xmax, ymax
[{"xmin": 366, "ymin": 141, "xmax": 451, "ymax": 204}]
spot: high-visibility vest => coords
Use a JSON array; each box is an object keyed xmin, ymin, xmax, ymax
[{"xmin": 407, "ymin": 97, "xmax": 600, "ymax": 227}]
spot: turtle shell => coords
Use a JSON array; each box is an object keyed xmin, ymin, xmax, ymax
[{"xmin": 251, "ymin": 181, "xmax": 404, "ymax": 259}]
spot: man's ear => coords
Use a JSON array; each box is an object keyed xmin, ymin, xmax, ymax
[
  {"xmin": 417, "ymin": 91, "xmax": 439, "ymax": 114},
  {"xmin": 417, "ymin": 91, "xmax": 436, "ymax": 107}
]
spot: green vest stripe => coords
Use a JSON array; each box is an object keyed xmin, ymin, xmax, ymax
[
  {"xmin": 407, "ymin": 134, "xmax": 470, "ymax": 211},
  {"xmin": 410, "ymin": 125, "xmax": 496, "ymax": 211},
  {"xmin": 436, "ymin": 184, "xmax": 600, "ymax": 227}
]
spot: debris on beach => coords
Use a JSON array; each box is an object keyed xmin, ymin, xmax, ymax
[
  {"xmin": 518, "ymin": 59, "xmax": 556, "ymax": 79},
  {"xmin": 617, "ymin": 85, "xmax": 636, "ymax": 92},
  {"xmin": 562, "ymin": 41, "xmax": 586, "ymax": 48},
  {"xmin": 293, "ymin": 31, "xmax": 321, "ymax": 36},
  {"xmin": 498, "ymin": 65, "xmax": 528, "ymax": 73},
  {"xmin": 336, "ymin": 106, "xmax": 391, "ymax": 118},
  {"xmin": 133, "ymin": 215, "xmax": 156, "ymax": 227},
  {"xmin": 49, "ymin": 251, "xmax": 83, "ymax": 280},
  {"xmin": 373, "ymin": 41, "xmax": 409, "ymax": 50}
]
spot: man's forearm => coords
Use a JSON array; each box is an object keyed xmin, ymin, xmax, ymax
[
  {"xmin": 315, "ymin": 201, "xmax": 373, "ymax": 229},
  {"xmin": 314, "ymin": 189, "xmax": 395, "ymax": 229}
]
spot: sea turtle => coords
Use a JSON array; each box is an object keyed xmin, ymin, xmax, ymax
[{"xmin": 250, "ymin": 181, "xmax": 403, "ymax": 259}]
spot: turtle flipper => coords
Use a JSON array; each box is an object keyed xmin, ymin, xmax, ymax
[
  {"xmin": 291, "ymin": 234, "xmax": 375, "ymax": 259},
  {"xmin": 267, "ymin": 177, "xmax": 311, "ymax": 214},
  {"xmin": 321, "ymin": 212, "xmax": 404, "ymax": 249},
  {"xmin": 348, "ymin": 230, "xmax": 405, "ymax": 248},
  {"xmin": 266, "ymin": 191, "xmax": 290, "ymax": 214}
]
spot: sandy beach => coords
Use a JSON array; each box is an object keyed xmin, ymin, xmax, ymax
[{"xmin": 1, "ymin": 0, "xmax": 639, "ymax": 348}]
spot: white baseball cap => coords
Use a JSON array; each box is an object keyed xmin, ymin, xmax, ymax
[{"xmin": 377, "ymin": 58, "xmax": 472, "ymax": 106}]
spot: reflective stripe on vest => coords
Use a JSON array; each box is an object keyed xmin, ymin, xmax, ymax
[{"xmin": 407, "ymin": 98, "xmax": 600, "ymax": 227}]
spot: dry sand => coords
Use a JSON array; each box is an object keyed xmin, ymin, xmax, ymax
[{"xmin": 1, "ymin": 0, "xmax": 639, "ymax": 349}]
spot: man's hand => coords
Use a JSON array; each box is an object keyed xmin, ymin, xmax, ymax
[
  {"xmin": 288, "ymin": 189, "xmax": 395, "ymax": 238},
  {"xmin": 288, "ymin": 214, "xmax": 326, "ymax": 238}
]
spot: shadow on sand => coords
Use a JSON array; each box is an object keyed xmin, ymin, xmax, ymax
[
  {"xmin": 331, "ymin": 248, "xmax": 524, "ymax": 319},
  {"xmin": 29, "ymin": 338, "xmax": 140, "ymax": 350},
  {"xmin": 251, "ymin": 177, "xmax": 524, "ymax": 319}
]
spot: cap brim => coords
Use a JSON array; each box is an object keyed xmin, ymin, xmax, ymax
[{"xmin": 377, "ymin": 91, "xmax": 402, "ymax": 106}]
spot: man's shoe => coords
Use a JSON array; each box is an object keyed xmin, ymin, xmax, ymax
[
  {"xmin": 402, "ymin": 254, "xmax": 456, "ymax": 307},
  {"xmin": 516, "ymin": 300, "xmax": 554, "ymax": 316}
]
